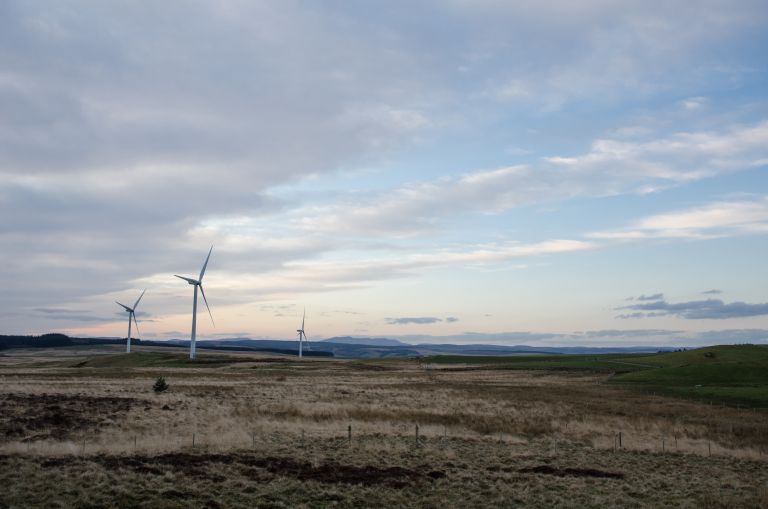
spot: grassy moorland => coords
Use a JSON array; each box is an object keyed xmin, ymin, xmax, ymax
[
  {"xmin": 1, "ymin": 346, "xmax": 767, "ymax": 508},
  {"xmin": 70, "ymin": 351, "xmax": 257, "ymax": 369},
  {"xmin": 426, "ymin": 345, "xmax": 768, "ymax": 408}
]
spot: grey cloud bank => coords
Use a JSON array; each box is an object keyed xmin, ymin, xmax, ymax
[{"xmin": 618, "ymin": 298, "xmax": 768, "ymax": 320}]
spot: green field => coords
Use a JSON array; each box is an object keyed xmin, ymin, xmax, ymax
[{"xmin": 426, "ymin": 345, "xmax": 768, "ymax": 407}]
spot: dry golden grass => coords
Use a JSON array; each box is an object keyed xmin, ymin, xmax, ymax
[{"xmin": 1, "ymin": 347, "xmax": 767, "ymax": 508}]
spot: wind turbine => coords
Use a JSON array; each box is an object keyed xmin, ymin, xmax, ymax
[
  {"xmin": 175, "ymin": 246, "xmax": 215, "ymax": 360},
  {"xmin": 116, "ymin": 289, "xmax": 146, "ymax": 353},
  {"xmin": 296, "ymin": 309, "xmax": 308, "ymax": 358}
]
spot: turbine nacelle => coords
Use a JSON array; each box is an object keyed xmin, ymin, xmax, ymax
[{"xmin": 116, "ymin": 302, "xmax": 134, "ymax": 313}]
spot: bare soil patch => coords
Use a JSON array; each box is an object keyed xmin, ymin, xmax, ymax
[
  {"xmin": 518, "ymin": 464, "xmax": 625, "ymax": 479},
  {"xmin": 0, "ymin": 393, "xmax": 139, "ymax": 440},
  {"xmin": 36, "ymin": 452, "xmax": 444, "ymax": 487}
]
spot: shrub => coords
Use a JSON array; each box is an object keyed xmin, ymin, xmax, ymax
[{"xmin": 153, "ymin": 376, "xmax": 169, "ymax": 393}]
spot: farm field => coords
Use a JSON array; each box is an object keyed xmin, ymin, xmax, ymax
[{"xmin": 1, "ymin": 346, "xmax": 768, "ymax": 508}]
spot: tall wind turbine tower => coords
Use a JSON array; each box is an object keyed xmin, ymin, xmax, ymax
[
  {"xmin": 116, "ymin": 289, "xmax": 146, "ymax": 353},
  {"xmin": 175, "ymin": 246, "xmax": 215, "ymax": 360},
  {"xmin": 296, "ymin": 309, "xmax": 308, "ymax": 359}
]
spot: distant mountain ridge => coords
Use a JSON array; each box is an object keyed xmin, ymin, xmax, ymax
[
  {"xmin": 134, "ymin": 337, "xmax": 680, "ymax": 357},
  {"xmin": 1, "ymin": 334, "xmax": 677, "ymax": 359}
]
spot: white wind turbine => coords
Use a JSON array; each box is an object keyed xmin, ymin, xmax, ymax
[
  {"xmin": 175, "ymin": 246, "xmax": 215, "ymax": 360},
  {"xmin": 116, "ymin": 289, "xmax": 146, "ymax": 353},
  {"xmin": 296, "ymin": 309, "xmax": 308, "ymax": 358}
]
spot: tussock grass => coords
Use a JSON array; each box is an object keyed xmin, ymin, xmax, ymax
[{"xmin": 1, "ymin": 346, "xmax": 768, "ymax": 507}]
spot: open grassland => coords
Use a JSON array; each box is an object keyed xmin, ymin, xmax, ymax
[
  {"xmin": 426, "ymin": 345, "xmax": 768, "ymax": 408},
  {"xmin": 1, "ymin": 347, "xmax": 768, "ymax": 508}
]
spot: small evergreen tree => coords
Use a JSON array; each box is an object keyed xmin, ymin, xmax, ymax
[{"xmin": 153, "ymin": 376, "xmax": 169, "ymax": 393}]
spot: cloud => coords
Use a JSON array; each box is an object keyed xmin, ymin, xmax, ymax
[
  {"xmin": 394, "ymin": 331, "xmax": 566, "ymax": 343},
  {"xmin": 386, "ymin": 317, "xmax": 443, "ymax": 325},
  {"xmin": 702, "ymin": 289, "xmax": 722, "ymax": 295},
  {"xmin": 590, "ymin": 195, "xmax": 768, "ymax": 240},
  {"xmin": 636, "ymin": 293, "xmax": 664, "ymax": 301},
  {"xmin": 445, "ymin": 317, "xmax": 459, "ymax": 323},
  {"xmin": 692, "ymin": 329, "xmax": 768, "ymax": 343},
  {"xmin": 297, "ymin": 123, "xmax": 768, "ymax": 237},
  {"xmin": 615, "ymin": 312, "xmax": 667, "ymax": 319},
  {"xmin": 579, "ymin": 329, "xmax": 682, "ymax": 338},
  {"xmin": 32, "ymin": 308, "xmax": 116, "ymax": 323},
  {"xmin": 680, "ymin": 96, "xmax": 708, "ymax": 110},
  {"xmin": 618, "ymin": 298, "xmax": 768, "ymax": 319}
]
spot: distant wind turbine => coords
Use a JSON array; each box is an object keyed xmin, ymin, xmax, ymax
[
  {"xmin": 297, "ymin": 309, "xmax": 308, "ymax": 358},
  {"xmin": 175, "ymin": 246, "xmax": 215, "ymax": 360},
  {"xmin": 116, "ymin": 289, "xmax": 146, "ymax": 353}
]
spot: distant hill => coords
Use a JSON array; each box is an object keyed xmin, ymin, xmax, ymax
[
  {"xmin": 1, "ymin": 333, "xmax": 676, "ymax": 359},
  {"xmin": 0, "ymin": 334, "xmax": 121, "ymax": 350},
  {"xmin": 323, "ymin": 336, "xmax": 409, "ymax": 347}
]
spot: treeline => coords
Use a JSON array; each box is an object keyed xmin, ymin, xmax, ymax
[{"xmin": 0, "ymin": 334, "xmax": 124, "ymax": 350}]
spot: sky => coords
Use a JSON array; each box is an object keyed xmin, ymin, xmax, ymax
[{"xmin": 1, "ymin": 1, "xmax": 768, "ymax": 347}]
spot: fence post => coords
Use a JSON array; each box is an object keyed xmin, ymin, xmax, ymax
[
  {"xmin": 662, "ymin": 438, "xmax": 665, "ymax": 453},
  {"xmin": 348, "ymin": 424, "xmax": 352, "ymax": 445},
  {"xmin": 192, "ymin": 433, "xmax": 195, "ymax": 448},
  {"xmin": 415, "ymin": 424, "xmax": 419, "ymax": 448},
  {"xmin": 619, "ymin": 431, "xmax": 622, "ymax": 448}
]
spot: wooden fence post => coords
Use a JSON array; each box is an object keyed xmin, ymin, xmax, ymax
[{"xmin": 348, "ymin": 424, "xmax": 352, "ymax": 445}]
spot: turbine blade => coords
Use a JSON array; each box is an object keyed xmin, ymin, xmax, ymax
[
  {"xmin": 199, "ymin": 245, "xmax": 213, "ymax": 281},
  {"xmin": 115, "ymin": 301, "xmax": 132, "ymax": 312},
  {"xmin": 199, "ymin": 284, "xmax": 215, "ymax": 327},
  {"xmin": 301, "ymin": 308, "xmax": 305, "ymax": 331},
  {"xmin": 132, "ymin": 312, "xmax": 141, "ymax": 338},
  {"xmin": 175, "ymin": 275, "xmax": 198, "ymax": 284},
  {"xmin": 133, "ymin": 289, "xmax": 146, "ymax": 310}
]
